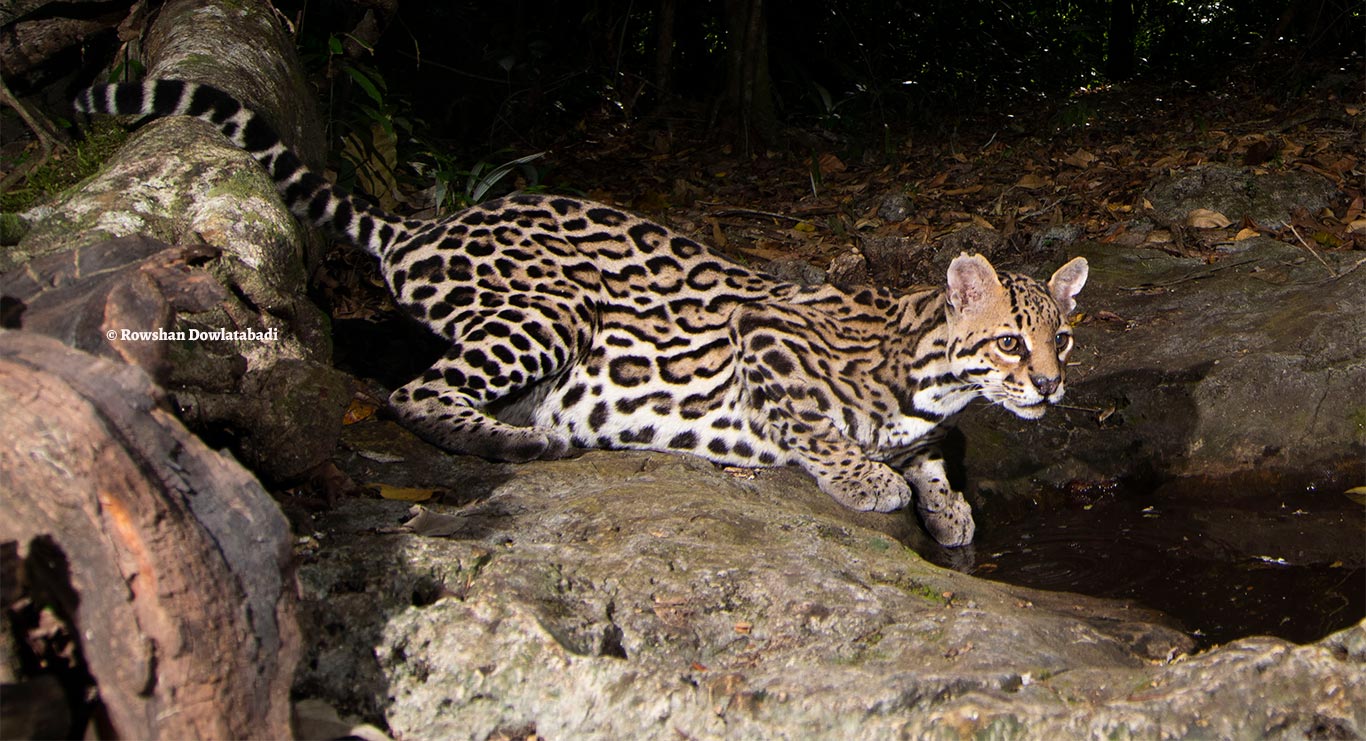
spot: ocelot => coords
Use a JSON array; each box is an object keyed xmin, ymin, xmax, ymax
[{"xmin": 76, "ymin": 80, "xmax": 1088, "ymax": 547}]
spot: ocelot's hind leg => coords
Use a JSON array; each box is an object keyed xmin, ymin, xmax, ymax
[
  {"xmin": 888, "ymin": 434, "xmax": 975, "ymax": 547},
  {"xmin": 390, "ymin": 305, "xmax": 587, "ymax": 462}
]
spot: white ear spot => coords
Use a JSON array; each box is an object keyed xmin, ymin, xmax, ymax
[
  {"xmin": 1048, "ymin": 257, "xmax": 1089, "ymax": 315},
  {"xmin": 946, "ymin": 252, "xmax": 1002, "ymax": 314}
]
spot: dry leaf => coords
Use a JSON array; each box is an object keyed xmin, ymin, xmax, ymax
[
  {"xmin": 1344, "ymin": 486, "xmax": 1366, "ymax": 505},
  {"xmin": 402, "ymin": 505, "xmax": 467, "ymax": 537},
  {"xmin": 1345, "ymin": 196, "xmax": 1363, "ymax": 222},
  {"xmin": 1187, "ymin": 208, "xmax": 1232, "ymax": 228},
  {"xmin": 1234, "ymin": 227, "xmax": 1260, "ymax": 241},
  {"xmin": 1063, "ymin": 148, "xmax": 1097, "ymax": 167},
  {"xmin": 1143, "ymin": 229, "xmax": 1173, "ymax": 245},
  {"xmin": 343, "ymin": 398, "xmax": 379, "ymax": 425},
  {"xmin": 708, "ymin": 217, "xmax": 728, "ymax": 247},
  {"xmin": 376, "ymin": 484, "xmax": 438, "ymax": 502},
  {"xmin": 1015, "ymin": 173, "xmax": 1051, "ymax": 189},
  {"xmin": 293, "ymin": 698, "xmax": 395, "ymax": 741},
  {"xmin": 818, "ymin": 152, "xmax": 846, "ymax": 176},
  {"xmin": 357, "ymin": 449, "xmax": 405, "ymax": 464}
]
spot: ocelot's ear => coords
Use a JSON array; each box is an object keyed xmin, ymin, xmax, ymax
[
  {"xmin": 946, "ymin": 253, "xmax": 1002, "ymax": 315},
  {"xmin": 1048, "ymin": 256, "xmax": 1089, "ymax": 316}
]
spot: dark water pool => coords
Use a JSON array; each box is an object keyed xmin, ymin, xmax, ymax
[{"xmin": 927, "ymin": 487, "xmax": 1365, "ymax": 648}]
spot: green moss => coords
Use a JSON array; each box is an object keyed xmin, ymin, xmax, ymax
[
  {"xmin": 971, "ymin": 714, "xmax": 1028, "ymax": 741},
  {"xmin": 1349, "ymin": 406, "xmax": 1366, "ymax": 443},
  {"xmin": 1, "ymin": 119, "xmax": 129, "ymax": 212},
  {"xmin": 908, "ymin": 581, "xmax": 950, "ymax": 604},
  {"xmin": 0, "ymin": 212, "xmax": 27, "ymax": 244}
]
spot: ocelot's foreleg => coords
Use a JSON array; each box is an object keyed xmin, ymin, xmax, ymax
[
  {"xmin": 791, "ymin": 429, "xmax": 914, "ymax": 513},
  {"xmin": 734, "ymin": 306, "xmax": 911, "ymax": 512},
  {"xmin": 887, "ymin": 433, "xmax": 975, "ymax": 547},
  {"xmin": 390, "ymin": 304, "xmax": 587, "ymax": 462}
]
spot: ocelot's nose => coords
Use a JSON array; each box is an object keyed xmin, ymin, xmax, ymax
[{"xmin": 1031, "ymin": 375, "xmax": 1060, "ymax": 396}]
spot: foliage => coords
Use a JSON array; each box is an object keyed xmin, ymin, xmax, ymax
[
  {"xmin": 298, "ymin": 29, "xmax": 548, "ymax": 211},
  {"xmin": 420, "ymin": 148, "xmax": 548, "ymax": 213},
  {"xmin": 277, "ymin": 0, "xmax": 1361, "ymax": 152},
  {"xmin": 0, "ymin": 119, "xmax": 128, "ymax": 213}
]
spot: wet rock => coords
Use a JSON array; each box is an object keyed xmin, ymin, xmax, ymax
[
  {"xmin": 877, "ymin": 192, "xmax": 913, "ymax": 222},
  {"xmin": 1028, "ymin": 223, "xmax": 1084, "ymax": 257},
  {"xmin": 176, "ymin": 358, "xmax": 353, "ymax": 481},
  {"xmin": 1143, "ymin": 164, "xmax": 1341, "ymax": 228},
  {"xmin": 861, "ymin": 234, "xmax": 927, "ymax": 289},
  {"xmin": 929, "ymin": 223, "xmax": 1008, "ymax": 274},
  {"xmin": 957, "ymin": 238, "xmax": 1366, "ymax": 512},
  {"xmin": 295, "ymin": 430, "xmax": 1364, "ymax": 738},
  {"xmin": 825, "ymin": 250, "xmax": 872, "ymax": 289},
  {"xmin": 759, "ymin": 257, "xmax": 826, "ymax": 286}
]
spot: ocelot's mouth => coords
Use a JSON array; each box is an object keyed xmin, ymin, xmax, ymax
[{"xmin": 1002, "ymin": 397, "xmax": 1049, "ymax": 420}]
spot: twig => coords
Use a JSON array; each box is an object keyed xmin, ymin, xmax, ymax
[
  {"xmin": 0, "ymin": 76, "xmax": 66, "ymax": 192},
  {"xmin": 1118, "ymin": 258, "xmax": 1261, "ymax": 291},
  {"xmin": 707, "ymin": 207, "xmax": 809, "ymax": 224},
  {"xmin": 1020, "ymin": 197, "xmax": 1067, "ymax": 221},
  {"xmin": 1315, "ymin": 255, "xmax": 1366, "ymax": 284},
  {"xmin": 1286, "ymin": 223, "xmax": 1338, "ymax": 278}
]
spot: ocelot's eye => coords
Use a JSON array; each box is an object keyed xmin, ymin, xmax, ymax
[
  {"xmin": 996, "ymin": 335, "xmax": 1022, "ymax": 354},
  {"xmin": 1055, "ymin": 331, "xmax": 1073, "ymax": 351}
]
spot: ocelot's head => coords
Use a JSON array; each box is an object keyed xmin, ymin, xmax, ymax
[{"xmin": 944, "ymin": 253, "xmax": 1089, "ymax": 419}]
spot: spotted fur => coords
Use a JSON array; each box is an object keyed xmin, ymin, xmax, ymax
[{"xmin": 76, "ymin": 80, "xmax": 1089, "ymax": 546}]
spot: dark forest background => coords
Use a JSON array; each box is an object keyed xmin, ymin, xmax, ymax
[{"xmin": 274, "ymin": 0, "xmax": 1360, "ymax": 155}]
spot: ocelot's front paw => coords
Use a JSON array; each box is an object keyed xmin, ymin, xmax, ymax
[
  {"xmin": 823, "ymin": 463, "xmax": 913, "ymax": 513},
  {"xmin": 917, "ymin": 493, "xmax": 975, "ymax": 547},
  {"xmin": 495, "ymin": 426, "xmax": 574, "ymax": 463}
]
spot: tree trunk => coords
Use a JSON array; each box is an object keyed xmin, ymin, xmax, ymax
[
  {"xmin": 1106, "ymin": 0, "xmax": 1137, "ymax": 81},
  {"xmin": 7, "ymin": 0, "xmax": 351, "ymax": 483},
  {"xmin": 719, "ymin": 0, "xmax": 778, "ymax": 153},
  {"xmin": 654, "ymin": 0, "xmax": 677, "ymax": 95},
  {"xmin": 0, "ymin": 0, "xmax": 363, "ymax": 736},
  {"xmin": 0, "ymin": 330, "xmax": 299, "ymax": 740}
]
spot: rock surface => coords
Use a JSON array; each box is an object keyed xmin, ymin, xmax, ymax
[
  {"xmin": 1142, "ymin": 164, "xmax": 1340, "ymax": 228},
  {"xmin": 956, "ymin": 238, "xmax": 1366, "ymax": 515},
  {"xmin": 294, "ymin": 421, "xmax": 1365, "ymax": 739}
]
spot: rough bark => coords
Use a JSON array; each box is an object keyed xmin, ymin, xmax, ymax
[
  {"xmin": 719, "ymin": 0, "xmax": 778, "ymax": 152},
  {"xmin": 0, "ymin": 330, "xmax": 299, "ymax": 740},
  {"xmin": 0, "ymin": 13, "xmax": 123, "ymax": 79},
  {"xmin": 0, "ymin": 0, "xmax": 112, "ymax": 27},
  {"xmin": 0, "ymin": 235, "xmax": 228, "ymax": 383},
  {"xmin": 7, "ymin": 0, "xmax": 350, "ymax": 481},
  {"xmin": 653, "ymin": 0, "xmax": 676, "ymax": 95}
]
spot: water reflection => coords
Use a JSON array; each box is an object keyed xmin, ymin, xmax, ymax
[{"xmin": 926, "ymin": 489, "xmax": 1365, "ymax": 647}]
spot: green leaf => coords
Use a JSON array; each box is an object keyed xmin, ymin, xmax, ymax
[
  {"xmin": 343, "ymin": 66, "xmax": 385, "ymax": 105},
  {"xmin": 467, "ymin": 151, "xmax": 546, "ymax": 203},
  {"xmin": 1346, "ymin": 486, "xmax": 1366, "ymax": 506}
]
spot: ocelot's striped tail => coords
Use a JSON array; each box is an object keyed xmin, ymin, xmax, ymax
[{"xmin": 75, "ymin": 80, "xmax": 403, "ymax": 258}]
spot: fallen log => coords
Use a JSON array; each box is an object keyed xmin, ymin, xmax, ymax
[{"xmin": 0, "ymin": 330, "xmax": 299, "ymax": 740}]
